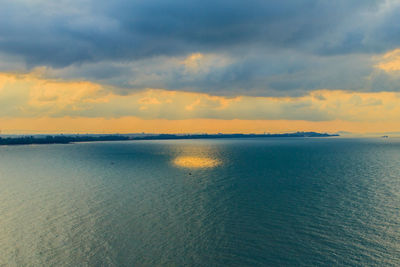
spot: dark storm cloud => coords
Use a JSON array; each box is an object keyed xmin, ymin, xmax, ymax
[
  {"xmin": 0, "ymin": 0, "xmax": 385, "ymax": 65},
  {"xmin": 0, "ymin": 0, "xmax": 399, "ymax": 95}
]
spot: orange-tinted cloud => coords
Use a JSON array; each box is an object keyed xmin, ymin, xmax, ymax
[
  {"xmin": 1, "ymin": 71, "xmax": 400, "ymax": 134},
  {"xmin": 376, "ymin": 49, "xmax": 400, "ymax": 72}
]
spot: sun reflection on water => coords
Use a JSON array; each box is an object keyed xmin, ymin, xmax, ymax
[{"xmin": 173, "ymin": 156, "xmax": 221, "ymax": 168}]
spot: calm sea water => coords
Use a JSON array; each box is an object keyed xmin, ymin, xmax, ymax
[{"xmin": 0, "ymin": 138, "xmax": 399, "ymax": 266}]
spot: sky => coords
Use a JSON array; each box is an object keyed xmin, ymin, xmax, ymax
[{"xmin": 1, "ymin": 0, "xmax": 400, "ymax": 134}]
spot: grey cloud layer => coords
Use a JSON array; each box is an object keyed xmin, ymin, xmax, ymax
[{"xmin": 0, "ymin": 0, "xmax": 399, "ymax": 96}]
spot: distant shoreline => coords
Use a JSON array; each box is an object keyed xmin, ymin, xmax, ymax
[{"xmin": 0, "ymin": 132, "xmax": 338, "ymax": 146}]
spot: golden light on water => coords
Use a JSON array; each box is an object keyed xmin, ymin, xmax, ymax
[{"xmin": 173, "ymin": 156, "xmax": 221, "ymax": 168}]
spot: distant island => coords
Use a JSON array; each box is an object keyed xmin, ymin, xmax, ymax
[{"xmin": 0, "ymin": 132, "xmax": 338, "ymax": 146}]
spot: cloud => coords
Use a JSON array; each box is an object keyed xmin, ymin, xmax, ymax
[
  {"xmin": 1, "ymin": 0, "xmax": 400, "ymax": 96},
  {"xmin": 38, "ymin": 49, "xmax": 400, "ymax": 97},
  {"xmin": 2, "ymin": 71, "xmax": 400, "ymax": 124},
  {"xmin": 375, "ymin": 49, "xmax": 400, "ymax": 72},
  {"xmin": 0, "ymin": 0, "xmax": 392, "ymax": 65}
]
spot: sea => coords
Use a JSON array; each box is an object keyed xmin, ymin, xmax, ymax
[{"xmin": 0, "ymin": 138, "xmax": 399, "ymax": 266}]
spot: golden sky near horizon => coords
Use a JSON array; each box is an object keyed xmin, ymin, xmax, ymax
[{"xmin": 0, "ymin": 49, "xmax": 400, "ymax": 135}]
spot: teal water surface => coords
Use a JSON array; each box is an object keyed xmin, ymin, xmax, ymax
[{"xmin": 0, "ymin": 138, "xmax": 399, "ymax": 266}]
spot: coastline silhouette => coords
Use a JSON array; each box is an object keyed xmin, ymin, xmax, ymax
[{"xmin": 0, "ymin": 132, "xmax": 338, "ymax": 146}]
